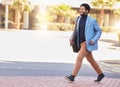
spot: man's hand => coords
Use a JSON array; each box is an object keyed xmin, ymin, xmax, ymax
[
  {"xmin": 69, "ymin": 39, "xmax": 74, "ymax": 46},
  {"xmin": 89, "ymin": 41, "xmax": 94, "ymax": 45}
]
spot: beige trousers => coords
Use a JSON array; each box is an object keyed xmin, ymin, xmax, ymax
[{"xmin": 72, "ymin": 42, "xmax": 102, "ymax": 76}]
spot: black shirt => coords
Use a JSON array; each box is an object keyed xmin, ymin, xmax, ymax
[{"xmin": 79, "ymin": 15, "xmax": 87, "ymax": 43}]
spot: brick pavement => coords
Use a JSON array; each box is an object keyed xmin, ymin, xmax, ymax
[{"xmin": 0, "ymin": 76, "xmax": 120, "ymax": 87}]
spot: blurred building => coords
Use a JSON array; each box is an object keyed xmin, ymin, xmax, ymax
[{"xmin": 0, "ymin": 0, "xmax": 119, "ymax": 29}]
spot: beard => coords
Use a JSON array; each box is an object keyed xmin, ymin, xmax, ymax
[{"xmin": 80, "ymin": 12, "xmax": 87, "ymax": 16}]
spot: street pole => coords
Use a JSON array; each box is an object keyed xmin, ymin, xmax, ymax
[{"xmin": 5, "ymin": 4, "xmax": 8, "ymax": 29}]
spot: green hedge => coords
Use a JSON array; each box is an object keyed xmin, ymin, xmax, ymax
[
  {"xmin": 47, "ymin": 23, "xmax": 75, "ymax": 31},
  {"xmin": 47, "ymin": 24, "xmax": 120, "ymax": 32},
  {"xmin": 101, "ymin": 26, "xmax": 119, "ymax": 32}
]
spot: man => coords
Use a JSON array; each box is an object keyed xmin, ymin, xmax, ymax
[{"xmin": 65, "ymin": 3, "xmax": 105, "ymax": 82}]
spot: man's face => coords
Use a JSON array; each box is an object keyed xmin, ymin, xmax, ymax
[{"xmin": 79, "ymin": 6, "xmax": 88, "ymax": 16}]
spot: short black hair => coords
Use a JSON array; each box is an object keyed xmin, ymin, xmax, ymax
[{"xmin": 80, "ymin": 3, "xmax": 91, "ymax": 12}]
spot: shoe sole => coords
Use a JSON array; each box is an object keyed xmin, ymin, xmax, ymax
[{"xmin": 64, "ymin": 77, "xmax": 74, "ymax": 83}]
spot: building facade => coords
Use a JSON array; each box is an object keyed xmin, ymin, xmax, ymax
[{"xmin": 0, "ymin": 3, "xmax": 118, "ymax": 29}]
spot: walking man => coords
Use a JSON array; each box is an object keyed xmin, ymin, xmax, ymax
[{"xmin": 65, "ymin": 3, "xmax": 105, "ymax": 82}]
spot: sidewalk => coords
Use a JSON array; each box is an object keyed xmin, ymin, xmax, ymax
[{"xmin": 0, "ymin": 76, "xmax": 120, "ymax": 87}]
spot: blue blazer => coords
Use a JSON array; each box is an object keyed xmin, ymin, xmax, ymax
[{"xmin": 71, "ymin": 16, "xmax": 102, "ymax": 51}]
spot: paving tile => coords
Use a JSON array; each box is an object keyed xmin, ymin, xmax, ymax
[{"xmin": 0, "ymin": 76, "xmax": 120, "ymax": 87}]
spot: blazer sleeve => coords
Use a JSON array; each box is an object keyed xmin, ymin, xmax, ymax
[{"xmin": 91, "ymin": 19, "xmax": 102, "ymax": 43}]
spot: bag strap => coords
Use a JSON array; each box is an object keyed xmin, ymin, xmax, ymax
[{"xmin": 72, "ymin": 16, "xmax": 79, "ymax": 39}]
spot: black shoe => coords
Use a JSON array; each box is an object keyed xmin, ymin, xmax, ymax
[
  {"xmin": 94, "ymin": 73, "xmax": 105, "ymax": 82},
  {"xmin": 65, "ymin": 75, "xmax": 75, "ymax": 82}
]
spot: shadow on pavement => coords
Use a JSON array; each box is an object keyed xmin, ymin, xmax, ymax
[{"xmin": 99, "ymin": 60, "xmax": 120, "ymax": 74}]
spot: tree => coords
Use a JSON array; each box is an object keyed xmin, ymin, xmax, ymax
[
  {"xmin": 114, "ymin": 0, "xmax": 120, "ymax": 17},
  {"xmin": 91, "ymin": 0, "xmax": 116, "ymax": 27},
  {"xmin": 91, "ymin": 0, "xmax": 120, "ymax": 42},
  {"xmin": 49, "ymin": 4, "xmax": 76, "ymax": 23},
  {"xmin": 11, "ymin": 0, "xmax": 31, "ymax": 29}
]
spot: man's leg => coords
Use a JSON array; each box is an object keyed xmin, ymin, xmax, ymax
[
  {"xmin": 65, "ymin": 42, "xmax": 89, "ymax": 82},
  {"xmin": 85, "ymin": 52, "xmax": 102, "ymax": 75},
  {"xmin": 85, "ymin": 52, "xmax": 105, "ymax": 82},
  {"xmin": 72, "ymin": 44, "xmax": 89, "ymax": 76}
]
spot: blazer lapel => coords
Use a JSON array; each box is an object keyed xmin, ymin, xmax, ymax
[
  {"xmin": 76, "ymin": 16, "xmax": 81, "ymax": 31},
  {"xmin": 85, "ymin": 16, "xmax": 91, "ymax": 30}
]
